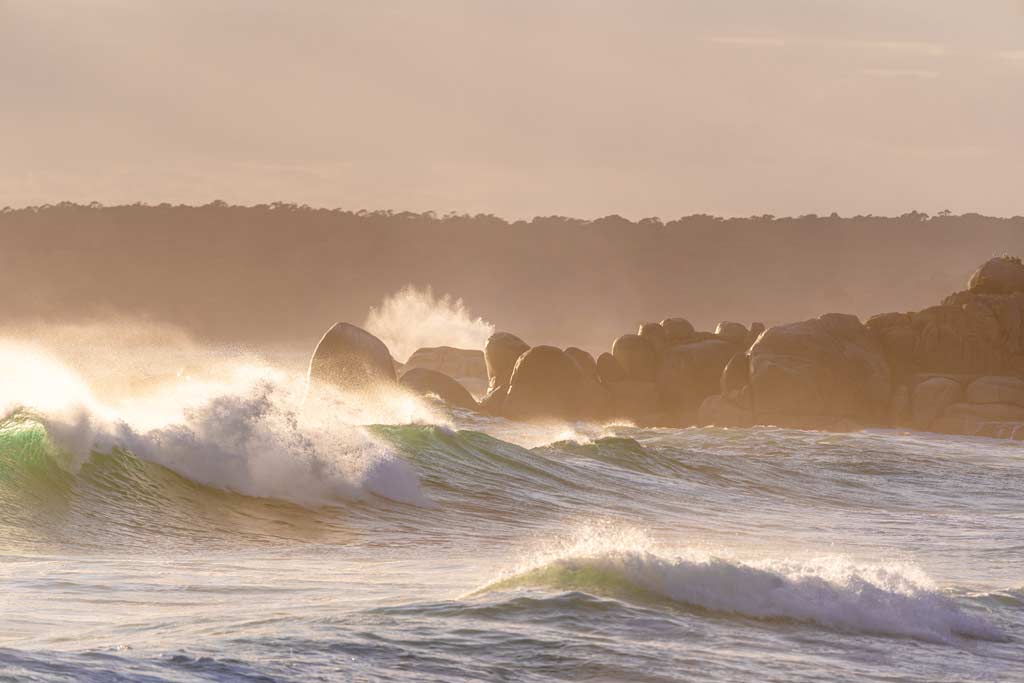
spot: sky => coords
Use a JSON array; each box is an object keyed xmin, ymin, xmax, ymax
[{"xmin": 2, "ymin": 0, "xmax": 1022, "ymax": 219}]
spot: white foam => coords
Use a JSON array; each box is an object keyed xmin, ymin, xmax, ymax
[
  {"xmin": 0, "ymin": 340, "xmax": 435, "ymax": 508},
  {"xmin": 491, "ymin": 524, "xmax": 1005, "ymax": 644}
]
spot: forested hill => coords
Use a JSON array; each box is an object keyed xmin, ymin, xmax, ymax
[{"xmin": 3, "ymin": 203, "xmax": 1022, "ymax": 351}]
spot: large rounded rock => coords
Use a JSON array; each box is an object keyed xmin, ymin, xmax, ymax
[
  {"xmin": 502, "ymin": 346, "xmax": 585, "ymax": 421},
  {"xmin": 715, "ymin": 321, "xmax": 748, "ymax": 345},
  {"xmin": 478, "ymin": 384, "xmax": 507, "ymax": 416},
  {"xmin": 968, "ymin": 256, "xmax": 1024, "ymax": 294},
  {"xmin": 638, "ymin": 323, "xmax": 667, "ymax": 355},
  {"xmin": 910, "ymin": 376, "xmax": 962, "ymax": 430},
  {"xmin": 607, "ymin": 380, "xmax": 662, "ymax": 422},
  {"xmin": 910, "ymin": 302, "xmax": 1008, "ymax": 375},
  {"xmin": 661, "ymin": 318, "xmax": 696, "ymax": 344},
  {"xmin": 933, "ymin": 401, "xmax": 1024, "ymax": 437},
  {"xmin": 889, "ymin": 384, "xmax": 910, "ymax": 426},
  {"xmin": 698, "ymin": 394, "xmax": 753, "ymax": 427},
  {"xmin": 657, "ymin": 339, "xmax": 739, "ymax": 413},
  {"xmin": 404, "ymin": 346, "xmax": 487, "ymax": 381},
  {"xmin": 720, "ymin": 352, "xmax": 750, "ymax": 397},
  {"xmin": 597, "ymin": 352, "xmax": 626, "ymax": 384},
  {"xmin": 746, "ymin": 322, "xmax": 766, "ymax": 348},
  {"xmin": 399, "ymin": 368, "xmax": 478, "ymax": 411},
  {"xmin": 966, "ymin": 375, "xmax": 1024, "ymax": 408},
  {"xmin": 866, "ymin": 312, "xmax": 917, "ymax": 381},
  {"xmin": 307, "ymin": 322, "xmax": 396, "ymax": 396},
  {"xmin": 748, "ymin": 314, "xmax": 891, "ymax": 426},
  {"xmin": 484, "ymin": 332, "xmax": 529, "ymax": 391},
  {"xmin": 565, "ymin": 347, "xmax": 598, "ymax": 380},
  {"xmin": 612, "ymin": 334, "xmax": 659, "ymax": 382}
]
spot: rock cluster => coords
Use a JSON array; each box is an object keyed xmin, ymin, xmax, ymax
[{"xmin": 307, "ymin": 256, "xmax": 1024, "ymax": 440}]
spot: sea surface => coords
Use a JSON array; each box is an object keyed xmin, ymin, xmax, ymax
[{"xmin": 1, "ymin": 345, "xmax": 1022, "ymax": 682}]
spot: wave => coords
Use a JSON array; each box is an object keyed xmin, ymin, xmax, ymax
[
  {"xmin": 0, "ymin": 342, "xmax": 438, "ymax": 512},
  {"xmin": 477, "ymin": 529, "xmax": 1007, "ymax": 645}
]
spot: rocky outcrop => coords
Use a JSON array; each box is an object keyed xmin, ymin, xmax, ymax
[
  {"xmin": 661, "ymin": 318, "xmax": 696, "ymax": 344},
  {"xmin": 399, "ymin": 368, "xmax": 479, "ymax": 412},
  {"xmin": 606, "ymin": 380, "xmax": 662, "ymax": 424},
  {"xmin": 502, "ymin": 346, "xmax": 586, "ymax": 421},
  {"xmin": 565, "ymin": 347, "xmax": 599, "ymax": 380},
  {"xmin": 910, "ymin": 376, "xmax": 962, "ymax": 430},
  {"xmin": 612, "ymin": 334, "xmax": 659, "ymax": 382},
  {"xmin": 698, "ymin": 394, "xmax": 753, "ymax": 428},
  {"xmin": 967, "ymin": 256, "xmax": 1024, "ymax": 294},
  {"xmin": 966, "ymin": 375, "xmax": 1024, "ymax": 407},
  {"xmin": 714, "ymin": 321, "xmax": 748, "ymax": 345},
  {"xmin": 597, "ymin": 352, "xmax": 626, "ymax": 384},
  {"xmin": 307, "ymin": 256, "xmax": 1024, "ymax": 441},
  {"xmin": 638, "ymin": 323, "xmax": 668, "ymax": 355},
  {"xmin": 744, "ymin": 314, "xmax": 891, "ymax": 427},
  {"xmin": 657, "ymin": 339, "xmax": 738, "ymax": 414},
  {"xmin": 307, "ymin": 322, "xmax": 397, "ymax": 397},
  {"xmin": 933, "ymin": 402, "xmax": 1024, "ymax": 439},
  {"xmin": 484, "ymin": 332, "xmax": 529, "ymax": 391}
]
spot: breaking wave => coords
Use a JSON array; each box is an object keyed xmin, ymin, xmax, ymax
[
  {"xmin": 0, "ymin": 342, "xmax": 435, "ymax": 510},
  {"xmin": 478, "ymin": 527, "xmax": 1007, "ymax": 645}
]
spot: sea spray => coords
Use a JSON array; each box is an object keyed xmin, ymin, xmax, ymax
[
  {"xmin": 364, "ymin": 285, "xmax": 495, "ymax": 362},
  {"xmin": 0, "ymin": 340, "xmax": 440, "ymax": 507}
]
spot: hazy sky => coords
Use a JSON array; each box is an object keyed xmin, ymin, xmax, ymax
[{"xmin": 2, "ymin": 1, "xmax": 1022, "ymax": 218}]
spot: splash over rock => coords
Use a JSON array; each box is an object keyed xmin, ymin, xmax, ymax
[{"xmin": 307, "ymin": 322, "xmax": 397, "ymax": 397}]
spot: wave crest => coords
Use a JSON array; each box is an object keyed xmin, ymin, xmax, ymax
[{"xmin": 480, "ymin": 530, "xmax": 1006, "ymax": 644}]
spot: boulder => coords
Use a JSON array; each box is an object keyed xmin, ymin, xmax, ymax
[
  {"xmin": 399, "ymin": 368, "xmax": 478, "ymax": 411},
  {"xmin": 698, "ymin": 394, "xmax": 753, "ymax": 428},
  {"xmin": 478, "ymin": 384, "xmax": 507, "ymax": 416},
  {"xmin": 658, "ymin": 339, "xmax": 742, "ymax": 413},
  {"xmin": 888, "ymin": 385, "xmax": 910, "ymax": 426},
  {"xmin": 576, "ymin": 376, "xmax": 614, "ymax": 421},
  {"xmin": 748, "ymin": 314, "xmax": 891, "ymax": 426},
  {"xmin": 404, "ymin": 346, "xmax": 487, "ymax": 381},
  {"xmin": 966, "ymin": 375, "xmax": 1024, "ymax": 408},
  {"xmin": 745, "ymin": 322, "xmax": 766, "ymax": 348},
  {"xmin": 661, "ymin": 318, "xmax": 696, "ymax": 344},
  {"xmin": 720, "ymin": 352, "xmax": 750, "ymax": 398},
  {"xmin": 910, "ymin": 376, "xmax": 962, "ymax": 430},
  {"xmin": 307, "ymin": 322, "xmax": 397, "ymax": 396},
  {"xmin": 715, "ymin": 321, "xmax": 748, "ymax": 345},
  {"xmin": 933, "ymin": 401, "xmax": 1024, "ymax": 437},
  {"xmin": 484, "ymin": 332, "xmax": 530, "ymax": 391},
  {"xmin": 944, "ymin": 401, "xmax": 1024, "ymax": 422},
  {"xmin": 502, "ymin": 346, "xmax": 584, "ymax": 421},
  {"xmin": 606, "ymin": 380, "xmax": 662, "ymax": 422},
  {"xmin": 612, "ymin": 334, "xmax": 659, "ymax": 382},
  {"xmin": 565, "ymin": 347, "xmax": 599, "ymax": 380},
  {"xmin": 909, "ymin": 298, "xmax": 1018, "ymax": 375},
  {"xmin": 638, "ymin": 323, "xmax": 668, "ymax": 355},
  {"xmin": 866, "ymin": 312, "xmax": 916, "ymax": 381},
  {"xmin": 597, "ymin": 352, "xmax": 626, "ymax": 384},
  {"xmin": 968, "ymin": 256, "xmax": 1024, "ymax": 294}
]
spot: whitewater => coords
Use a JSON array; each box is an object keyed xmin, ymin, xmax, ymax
[{"xmin": 0, "ymin": 340, "xmax": 1022, "ymax": 682}]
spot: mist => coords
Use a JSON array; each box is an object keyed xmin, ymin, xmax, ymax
[{"xmin": 365, "ymin": 286, "xmax": 495, "ymax": 363}]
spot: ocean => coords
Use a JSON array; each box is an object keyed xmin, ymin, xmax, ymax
[{"xmin": 0, "ymin": 344, "xmax": 1021, "ymax": 682}]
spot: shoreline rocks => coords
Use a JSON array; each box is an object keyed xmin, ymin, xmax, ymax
[
  {"xmin": 307, "ymin": 322, "xmax": 397, "ymax": 398},
  {"xmin": 307, "ymin": 256, "xmax": 1024, "ymax": 442}
]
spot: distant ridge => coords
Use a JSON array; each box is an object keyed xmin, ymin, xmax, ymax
[{"xmin": 2, "ymin": 203, "xmax": 1022, "ymax": 350}]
